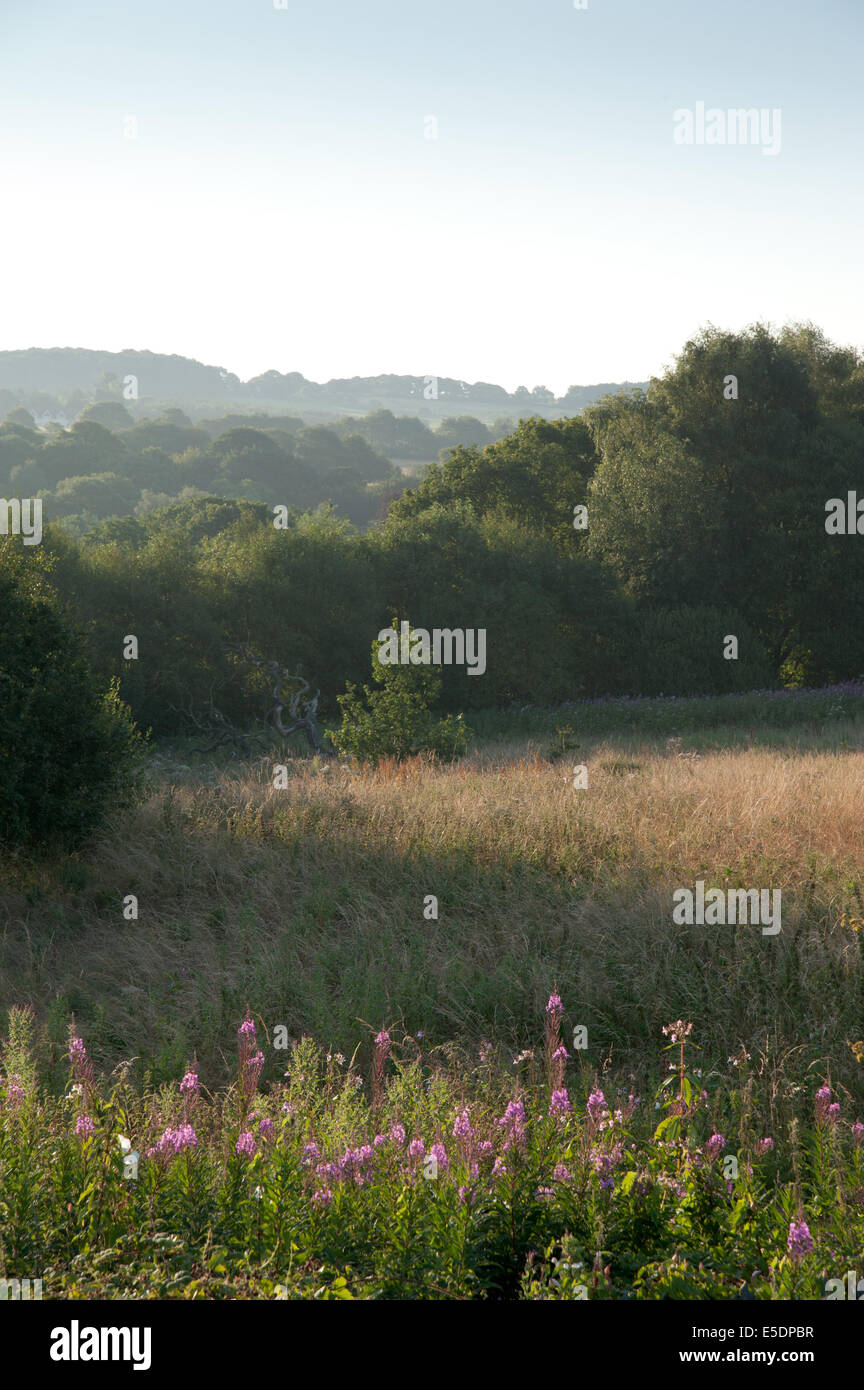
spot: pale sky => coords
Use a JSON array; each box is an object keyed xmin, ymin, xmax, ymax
[{"xmin": 1, "ymin": 0, "xmax": 861, "ymax": 395}]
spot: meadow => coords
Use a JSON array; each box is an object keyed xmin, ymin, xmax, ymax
[{"xmin": 1, "ymin": 687, "xmax": 863, "ymax": 1298}]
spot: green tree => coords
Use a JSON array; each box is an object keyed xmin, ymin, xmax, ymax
[
  {"xmin": 327, "ymin": 623, "xmax": 471, "ymax": 760},
  {"xmin": 0, "ymin": 540, "xmax": 142, "ymax": 849}
]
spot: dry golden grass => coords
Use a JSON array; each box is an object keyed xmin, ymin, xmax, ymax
[{"xmin": 2, "ymin": 735, "xmax": 863, "ymax": 1086}]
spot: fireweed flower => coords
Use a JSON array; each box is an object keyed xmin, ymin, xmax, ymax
[
  {"xmin": 815, "ymin": 1085, "xmax": 832, "ymax": 1122},
  {"xmin": 238, "ymin": 1018, "xmax": 257, "ymax": 1040},
  {"xmin": 498, "ymin": 1099, "xmax": 527, "ymax": 1151},
  {"xmin": 389, "ymin": 1123, "xmax": 406, "ymax": 1145},
  {"xmin": 452, "ymin": 1110, "xmax": 474, "ymax": 1141},
  {"xmin": 148, "ymin": 1124, "xmax": 197, "ymax": 1157},
  {"xmin": 235, "ymin": 1131, "xmax": 257, "ymax": 1158},
  {"xmin": 787, "ymin": 1219, "xmax": 814, "ymax": 1259},
  {"xmin": 851, "ymin": 1121, "xmax": 864, "ymax": 1145},
  {"xmin": 477, "ymin": 1140, "xmax": 494, "ymax": 1159},
  {"xmin": 591, "ymin": 1143, "xmax": 624, "ymax": 1189},
  {"xmin": 553, "ymin": 1163, "xmax": 571, "ymax": 1182},
  {"xmin": 757, "ymin": 1137, "xmax": 774, "ymax": 1154},
  {"xmin": 827, "ymin": 1103, "xmax": 841, "ymax": 1123},
  {"xmin": 549, "ymin": 1088, "xmax": 571, "ymax": 1117},
  {"xmin": 75, "ymin": 1114, "xmax": 95, "ymax": 1137},
  {"xmin": 408, "ymin": 1138, "xmax": 426, "ymax": 1160},
  {"xmin": 546, "ymin": 993, "xmax": 563, "ymax": 1017},
  {"xmin": 4, "ymin": 1074, "xmax": 24, "ymax": 1106},
  {"xmin": 311, "ymin": 1188, "xmax": 332, "ymax": 1206},
  {"xmin": 705, "ymin": 1133, "xmax": 726, "ymax": 1160},
  {"xmin": 429, "ymin": 1142, "xmax": 449, "ymax": 1174},
  {"xmin": 586, "ymin": 1086, "xmax": 609, "ymax": 1128},
  {"xmin": 179, "ymin": 1071, "xmax": 200, "ymax": 1095},
  {"xmin": 258, "ymin": 1117, "xmax": 274, "ymax": 1139},
  {"xmin": 373, "ymin": 1133, "xmax": 388, "ymax": 1148}
]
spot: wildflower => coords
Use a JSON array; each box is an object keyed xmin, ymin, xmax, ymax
[
  {"xmin": 591, "ymin": 1143, "xmax": 623, "ymax": 1189},
  {"xmin": 851, "ymin": 1121, "xmax": 864, "ymax": 1145},
  {"xmin": 499, "ymin": 1099, "xmax": 527, "ymax": 1150},
  {"xmin": 553, "ymin": 1163, "xmax": 571, "ymax": 1182},
  {"xmin": 662, "ymin": 1019, "xmax": 693, "ymax": 1044},
  {"xmin": 373, "ymin": 1133, "xmax": 388, "ymax": 1148},
  {"xmin": 549, "ymin": 1088, "xmax": 571, "ymax": 1117},
  {"xmin": 756, "ymin": 1137, "xmax": 774, "ymax": 1154},
  {"xmin": 429, "ymin": 1142, "xmax": 449, "ymax": 1174},
  {"xmin": 815, "ymin": 1085, "xmax": 832, "ymax": 1123},
  {"xmin": 179, "ymin": 1071, "xmax": 200, "ymax": 1094},
  {"xmin": 536, "ymin": 1186, "xmax": 555, "ymax": 1199},
  {"xmin": 4, "ymin": 1074, "xmax": 24, "ymax": 1106},
  {"xmin": 389, "ymin": 1123, "xmax": 406, "ymax": 1145},
  {"xmin": 586, "ymin": 1086, "xmax": 608, "ymax": 1124},
  {"xmin": 311, "ymin": 1188, "xmax": 333, "ymax": 1206},
  {"xmin": 453, "ymin": 1109, "xmax": 474, "ymax": 1140},
  {"xmin": 552, "ymin": 1044, "xmax": 568, "ymax": 1062},
  {"xmin": 408, "ymin": 1138, "xmax": 425, "ymax": 1160},
  {"xmin": 238, "ymin": 1017, "xmax": 257, "ymax": 1039},
  {"xmin": 75, "ymin": 1114, "xmax": 95, "ymax": 1137},
  {"xmin": 169, "ymin": 1124, "xmax": 197, "ymax": 1153},
  {"xmin": 235, "ymin": 1131, "xmax": 257, "ymax": 1158},
  {"xmin": 477, "ymin": 1140, "xmax": 494, "ymax": 1158},
  {"xmin": 546, "ymin": 993, "xmax": 563, "ymax": 1017},
  {"xmin": 492, "ymin": 1157, "xmax": 506, "ymax": 1178},
  {"xmin": 827, "ymin": 1103, "xmax": 841, "ymax": 1123},
  {"xmin": 512, "ymin": 1050, "xmax": 534, "ymax": 1066},
  {"xmin": 458, "ymin": 1185, "xmax": 474, "ymax": 1205},
  {"xmin": 705, "ymin": 1133, "xmax": 726, "ymax": 1160},
  {"xmin": 787, "ymin": 1219, "xmax": 814, "ymax": 1259},
  {"xmin": 258, "ymin": 1117, "xmax": 274, "ymax": 1138}
]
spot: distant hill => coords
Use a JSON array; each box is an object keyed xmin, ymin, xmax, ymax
[{"xmin": 0, "ymin": 348, "xmax": 647, "ymax": 423}]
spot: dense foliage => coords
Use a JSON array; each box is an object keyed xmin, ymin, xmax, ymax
[
  {"xmin": 0, "ymin": 542, "xmax": 143, "ymax": 849},
  {"xmin": 2, "ymin": 322, "xmax": 863, "ymax": 743}
]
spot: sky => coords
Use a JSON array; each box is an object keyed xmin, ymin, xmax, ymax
[{"xmin": 0, "ymin": 0, "xmax": 861, "ymax": 395}]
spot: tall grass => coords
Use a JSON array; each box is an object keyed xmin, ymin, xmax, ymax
[{"xmin": 2, "ymin": 720, "xmax": 863, "ymax": 1095}]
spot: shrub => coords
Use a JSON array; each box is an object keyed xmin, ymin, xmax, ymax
[
  {"xmin": 0, "ymin": 540, "xmax": 143, "ymax": 850},
  {"xmin": 327, "ymin": 623, "xmax": 471, "ymax": 760}
]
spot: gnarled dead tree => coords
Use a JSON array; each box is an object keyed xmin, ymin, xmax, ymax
[{"xmin": 257, "ymin": 659, "xmax": 334, "ymax": 755}]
